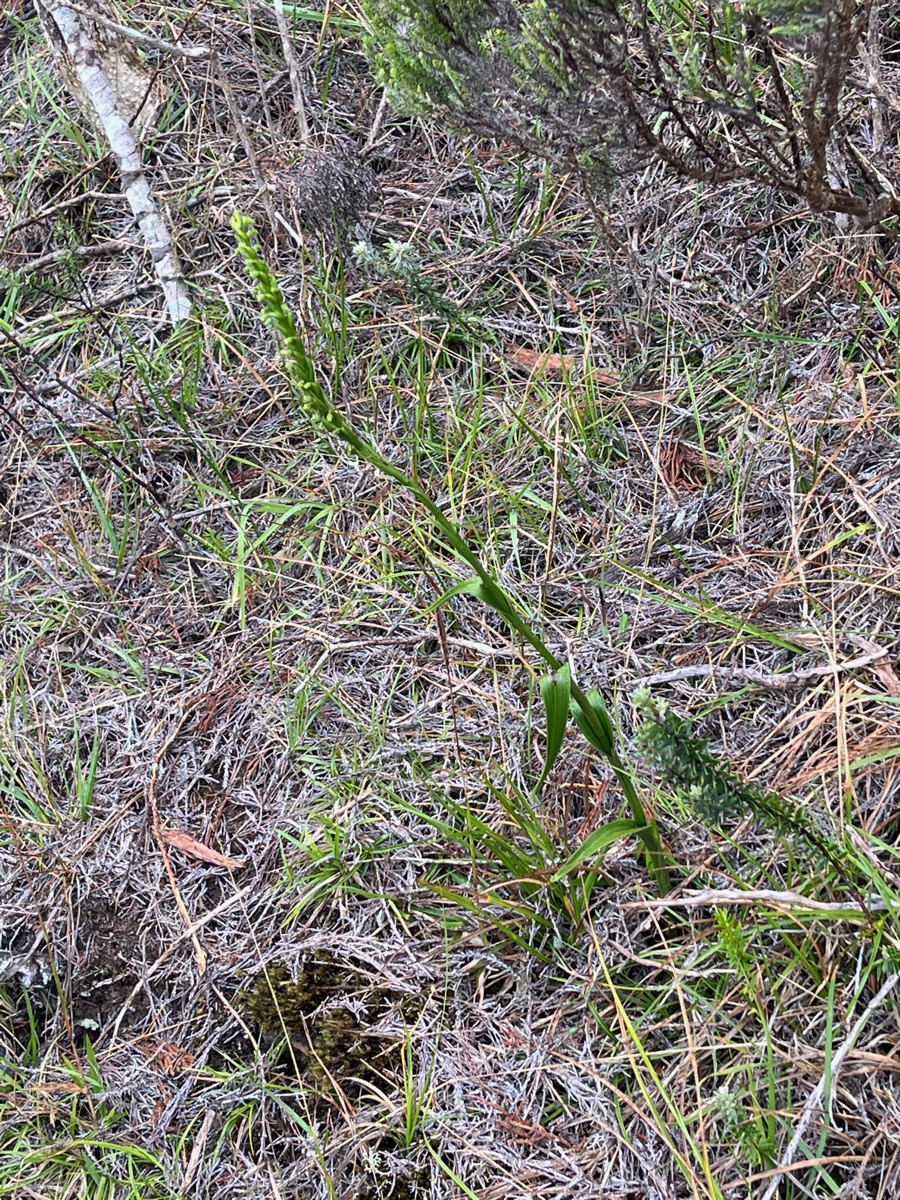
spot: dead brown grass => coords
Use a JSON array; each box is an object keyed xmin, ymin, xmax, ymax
[{"xmin": 0, "ymin": 4, "xmax": 899, "ymax": 1199}]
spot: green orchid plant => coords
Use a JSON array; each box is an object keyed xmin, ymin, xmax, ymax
[{"xmin": 232, "ymin": 211, "xmax": 670, "ymax": 895}]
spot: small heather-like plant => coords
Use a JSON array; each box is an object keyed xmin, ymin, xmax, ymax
[
  {"xmin": 634, "ymin": 689, "xmax": 773, "ymax": 827},
  {"xmin": 352, "ymin": 237, "xmax": 475, "ymax": 330},
  {"xmin": 634, "ymin": 688, "xmax": 839, "ymax": 869},
  {"xmin": 232, "ymin": 210, "xmax": 670, "ymax": 895},
  {"xmin": 361, "ymin": 0, "xmax": 900, "ymax": 227}
]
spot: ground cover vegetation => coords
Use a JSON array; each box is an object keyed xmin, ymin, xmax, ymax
[{"xmin": 0, "ymin": 1, "xmax": 899, "ymax": 1197}]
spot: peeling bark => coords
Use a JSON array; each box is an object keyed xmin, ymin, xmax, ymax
[{"xmin": 36, "ymin": 1, "xmax": 191, "ymax": 325}]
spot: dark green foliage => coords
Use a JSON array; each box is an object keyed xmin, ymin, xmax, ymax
[
  {"xmin": 635, "ymin": 689, "xmax": 772, "ymax": 827},
  {"xmin": 634, "ymin": 689, "xmax": 840, "ymax": 870},
  {"xmin": 361, "ymin": 0, "xmax": 495, "ymax": 114},
  {"xmin": 361, "ymin": 0, "xmax": 621, "ymax": 189},
  {"xmin": 361, "ymin": 0, "xmax": 900, "ymax": 226}
]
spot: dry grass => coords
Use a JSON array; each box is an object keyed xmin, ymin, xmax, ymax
[{"xmin": 1, "ymin": 3, "xmax": 900, "ymax": 1199}]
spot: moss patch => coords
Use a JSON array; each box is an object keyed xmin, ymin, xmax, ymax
[{"xmin": 236, "ymin": 954, "xmax": 412, "ymax": 1095}]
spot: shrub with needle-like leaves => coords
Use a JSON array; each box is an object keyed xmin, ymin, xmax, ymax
[
  {"xmin": 361, "ymin": 0, "xmax": 900, "ymax": 227},
  {"xmin": 634, "ymin": 688, "xmax": 841, "ymax": 872}
]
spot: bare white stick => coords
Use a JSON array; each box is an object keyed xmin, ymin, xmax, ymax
[
  {"xmin": 38, "ymin": 2, "xmax": 192, "ymax": 325},
  {"xmin": 637, "ymin": 648, "xmax": 888, "ymax": 691},
  {"xmin": 759, "ymin": 969, "xmax": 900, "ymax": 1200},
  {"xmin": 623, "ymin": 888, "xmax": 889, "ymax": 916}
]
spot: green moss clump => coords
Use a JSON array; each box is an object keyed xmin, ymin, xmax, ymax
[{"xmin": 235, "ymin": 954, "xmax": 408, "ymax": 1094}]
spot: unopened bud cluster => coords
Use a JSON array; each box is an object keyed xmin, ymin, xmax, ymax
[{"xmin": 231, "ymin": 212, "xmax": 354, "ymax": 442}]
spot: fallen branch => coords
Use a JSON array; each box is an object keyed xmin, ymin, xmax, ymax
[
  {"xmin": 624, "ymin": 887, "xmax": 889, "ymax": 917},
  {"xmin": 58, "ymin": 0, "xmax": 211, "ymax": 58},
  {"xmin": 637, "ymin": 648, "xmax": 889, "ymax": 691},
  {"xmin": 36, "ymin": 1, "xmax": 192, "ymax": 325},
  {"xmin": 16, "ymin": 237, "xmax": 135, "ymax": 275}
]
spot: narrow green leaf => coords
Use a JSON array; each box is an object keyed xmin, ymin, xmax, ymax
[
  {"xmin": 471, "ymin": 578, "xmax": 515, "ymax": 618},
  {"xmin": 420, "ymin": 577, "xmax": 484, "ymax": 616},
  {"xmin": 535, "ymin": 663, "xmax": 571, "ymax": 793},
  {"xmin": 550, "ymin": 818, "xmax": 647, "ymax": 882},
  {"xmin": 487, "ymin": 778, "xmax": 554, "ymax": 859},
  {"xmin": 423, "ymin": 883, "xmax": 553, "ymax": 959},
  {"xmin": 421, "ymin": 574, "xmax": 519, "ymax": 628}
]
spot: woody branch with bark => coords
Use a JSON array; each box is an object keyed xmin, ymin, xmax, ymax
[
  {"xmin": 36, "ymin": 0, "xmax": 193, "ymax": 325},
  {"xmin": 362, "ymin": 0, "xmax": 900, "ymax": 228}
]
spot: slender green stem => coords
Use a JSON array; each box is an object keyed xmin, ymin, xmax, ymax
[{"xmin": 365, "ymin": 440, "xmax": 670, "ymax": 890}]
